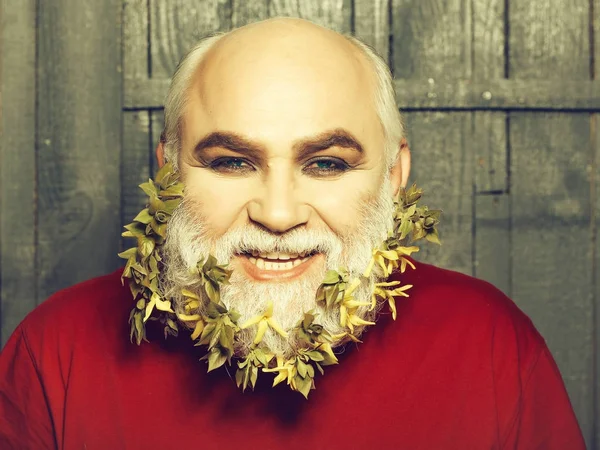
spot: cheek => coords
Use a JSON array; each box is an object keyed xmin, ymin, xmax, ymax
[
  {"xmin": 182, "ymin": 169, "xmax": 253, "ymax": 235},
  {"xmin": 301, "ymin": 171, "xmax": 383, "ymax": 234}
]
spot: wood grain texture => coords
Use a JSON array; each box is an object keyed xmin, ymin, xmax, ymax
[
  {"xmin": 509, "ymin": 1, "xmax": 593, "ymax": 445},
  {"xmin": 123, "ymin": 0, "xmax": 149, "ymax": 79},
  {"xmin": 231, "ymin": 0, "xmax": 268, "ymax": 27},
  {"xmin": 268, "ymin": 0, "xmax": 352, "ymax": 33},
  {"xmin": 36, "ymin": 1, "xmax": 123, "ymax": 301},
  {"xmin": 474, "ymin": 194, "xmax": 510, "ymax": 295},
  {"xmin": 511, "ymin": 113, "xmax": 594, "ymax": 446},
  {"xmin": 392, "ymin": 0, "xmax": 471, "ymax": 79},
  {"xmin": 510, "ymin": 0, "xmax": 590, "ymax": 79},
  {"xmin": 354, "ymin": 0, "xmax": 390, "ymax": 60},
  {"xmin": 121, "ymin": 111, "xmax": 152, "ymax": 250},
  {"xmin": 150, "ymin": 0, "xmax": 232, "ymax": 79},
  {"xmin": 594, "ymin": 112, "xmax": 600, "ymax": 450},
  {"xmin": 403, "ymin": 112, "xmax": 473, "ymax": 275},
  {"xmin": 150, "ymin": 109, "xmax": 166, "ymax": 176},
  {"xmin": 0, "ymin": 0, "xmax": 37, "ymax": 347}
]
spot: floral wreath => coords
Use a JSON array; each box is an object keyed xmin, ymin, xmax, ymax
[{"xmin": 119, "ymin": 162, "xmax": 441, "ymax": 398}]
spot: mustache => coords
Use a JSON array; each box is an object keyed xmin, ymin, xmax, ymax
[{"xmin": 211, "ymin": 224, "xmax": 344, "ymax": 259}]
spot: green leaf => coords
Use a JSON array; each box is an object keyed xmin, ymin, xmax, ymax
[
  {"xmin": 322, "ymin": 270, "xmax": 341, "ymax": 284},
  {"xmin": 118, "ymin": 247, "xmax": 137, "ymax": 260},
  {"xmin": 137, "ymin": 235, "xmax": 155, "ymax": 258},
  {"xmin": 306, "ymin": 351, "xmax": 325, "ymax": 362},
  {"xmin": 207, "ymin": 348, "xmax": 227, "ymax": 372},
  {"xmin": 133, "ymin": 209, "xmax": 153, "ymax": 225},
  {"xmin": 139, "ymin": 180, "xmax": 158, "ymax": 198}
]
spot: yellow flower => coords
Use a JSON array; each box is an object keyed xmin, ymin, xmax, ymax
[
  {"xmin": 363, "ymin": 246, "xmax": 419, "ymax": 278},
  {"xmin": 240, "ymin": 302, "xmax": 288, "ymax": 345},
  {"xmin": 263, "ymin": 356, "xmax": 296, "ymax": 387},
  {"xmin": 143, "ymin": 292, "xmax": 174, "ymax": 322},
  {"xmin": 181, "ymin": 289, "xmax": 201, "ymax": 314},
  {"xmin": 371, "ymin": 281, "xmax": 413, "ymax": 320},
  {"xmin": 337, "ymin": 279, "xmax": 374, "ymax": 333}
]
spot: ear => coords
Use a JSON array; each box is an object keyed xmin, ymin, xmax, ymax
[
  {"xmin": 389, "ymin": 138, "xmax": 411, "ymax": 196},
  {"xmin": 156, "ymin": 141, "xmax": 165, "ymax": 168}
]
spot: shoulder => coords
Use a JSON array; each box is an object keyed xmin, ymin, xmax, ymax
[
  {"xmin": 392, "ymin": 259, "xmax": 546, "ymax": 363},
  {"xmin": 15, "ymin": 269, "xmax": 131, "ymax": 356}
]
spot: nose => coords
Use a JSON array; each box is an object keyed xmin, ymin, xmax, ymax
[{"xmin": 247, "ymin": 167, "xmax": 309, "ymax": 233}]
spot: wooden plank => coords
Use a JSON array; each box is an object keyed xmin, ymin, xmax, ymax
[
  {"xmin": 121, "ymin": 111, "xmax": 152, "ymax": 250},
  {"xmin": 123, "ymin": 0, "xmax": 149, "ymax": 79},
  {"xmin": 36, "ymin": 1, "xmax": 123, "ymax": 301},
  {"xmin": 509, "ymin": 1, "xmax": 593, "ymax": 446},
  {"xmin": 268, "ymin": 0, "xmax": 353, "ymax": 34},
  {"xmin": 124, "ymin": 77, "xmax": 600, "ymax": 111},
  {"xmin": 0, "ymin": 0, "xmax": 37, "ymax": 347},
  {"xmin": 472, "ymin": 0, "xmax": 506, "ymax": 193},
  {"xmin": 510, "ymin": 1, "xmax": 589, "ymax": 80},
  {"xmin": 231, "ymin": 0, "xmax": 268, "ymax": 28},
  {"xmin": 474, "ymin": 194, "xmax": 510, "ymax": 296},
  {"xmin": 391, "ymin": 0, "xmax": 471, "ymax": 79},
  {"xmin": 353, "ymin": 0, "xmax": 390, "ymax": 60},
  {"xmin": 403, "ymin": 112, "xmax": 473, "ymax": 275},
  {"xmin": 511, "ymin": 113, "xmax": 594, "ymax": 447},
  {"xmin": 150, "ymin": 109, "xmax": 166, "ymax": 176},
  {"xmin": 593, "ymin": 3, "xmax": 599, "ymax": 448},
  {"xmin": 150, "ymin": 0, "xmax": 233, "ymax": 79},
  {"xmin": 590, "ymin": 110, "xmax": 600, "ymax": 449}
]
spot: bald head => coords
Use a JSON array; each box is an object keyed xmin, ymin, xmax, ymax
[{"xmin": 161, "ymin": 17, "xmax": 404, "ymax": 172}]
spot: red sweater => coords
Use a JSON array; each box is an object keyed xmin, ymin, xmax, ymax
[{"xmin": 0, "ymin": 261, "xmax": 585, "ymax": 449}]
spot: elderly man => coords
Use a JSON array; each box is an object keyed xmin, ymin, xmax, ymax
[{"xmin": 0, "ymin": 17, "xmax": 585, "ymax": 449}]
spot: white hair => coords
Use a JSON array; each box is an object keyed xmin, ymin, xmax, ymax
[{"xmin": 161, "ymin": 23, "xmax": 404, "ymax": 170}]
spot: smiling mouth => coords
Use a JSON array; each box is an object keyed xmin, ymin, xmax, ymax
[{"xmin": 236, "ymin": 250, "xmax": 321, "ymax": 280}]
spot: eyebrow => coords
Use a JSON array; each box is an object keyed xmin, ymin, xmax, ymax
[{"xmin": 192, "ymin": 128, "xmax": 364, "ymax": 158}]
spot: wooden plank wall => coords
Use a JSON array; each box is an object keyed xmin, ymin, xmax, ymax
[
  {"xmin": 0, "ymin": 2, "xmax": 123, "ymax": 340},
  {"xmin": 1, "ymin": 0, "xmax": 598, "ymax": 447}
]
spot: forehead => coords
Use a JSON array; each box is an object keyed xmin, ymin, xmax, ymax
[{"xmin": 182, "ymin": 26, "xmax": 384, "ymax": 152}]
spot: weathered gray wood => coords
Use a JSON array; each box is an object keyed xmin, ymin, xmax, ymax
[
  {"xmin": 268, "ymin": 0, "xmax": 352, "ymax": 34},
  {"xmin": 594, "ymin": 112, "xmax": 600, "ymax": 450},
  {"xmin": 121, "ymin": 111, "xmax": 152, "ymax": 250},
  {"xmin": 511, "ymin": 113, "xmax": 594, "ymax": 447},
  {"xmin": 150, "ymin": 110, "xmax": 166, "ymax": 176},
  {"xmin": 36, "ymin": 1, "xmax": 123, "ymax": 301},
  {"xmin": 392, "ymin": 0, "xmax": 471, "ymax": 79},
  {"xmin": 150, "ymin": 0, "xmax": 233, "ymax": 79},
  {"xmin": 391, "ymin": 1, "xmax": 474, "ymax": 276},
  {"xmin": 474, "ymin": 194, "xmax": 510, "ymax": 296},
  {"xmin": 472, "ymin": 0, "xmax": 506, "ymax": 193},
  {"xmin": 403, "ymin": 112, "xmax": 473, "ymax": 275},
  {"xmin": 123, "ymin": 0, "xmax": 149, "ymax": 79},
  {"xmin": 0, "ymin": 0, "xmax": 37, "ymax": 347},
  {"xmin": 231, "ymin": 0, "xmax": 268, "ymax": 27},
  {"xmin": 472, "ymin": 113, "xmax": 507, "ymax": 193},
  {"xmin": 509, "ymin": 2, "xmax": 593, "ymax": 445},
  {"xmin": 510, "ymin": 1, "xmax": 590, "ymax": 80},
  {"xmin": 353, "ymin": 0, "xmax": 390, "ymax": 60},
  {"xmin": 125, "ymin": 77, "xmax": 600, "ymax": 111}
]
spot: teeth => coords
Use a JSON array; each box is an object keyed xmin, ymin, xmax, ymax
[{"xmin": 246, "ymin": 254, "xmax": 312, "ymax": 270}]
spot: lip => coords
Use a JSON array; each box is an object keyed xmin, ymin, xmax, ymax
[{"xmin": 235, "ymin": 253, "xmax": 323, "ymax": 281}]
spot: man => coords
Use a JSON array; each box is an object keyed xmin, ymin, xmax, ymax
[{"xmin": 0, "ymin": 17, "xmax": 585, "ymax": 449}]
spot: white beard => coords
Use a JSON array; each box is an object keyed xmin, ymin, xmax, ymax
[{"xmin": 161, "ymin": 178, "xmax": 395, "ymax": 357}]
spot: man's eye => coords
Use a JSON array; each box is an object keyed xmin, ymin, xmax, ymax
[
  {"xmin": 304, "ymin": 158, "xmax": 350, "ymax": 176},
  {"xmin": 209, "ymin": 157, "xmax": 254, "ymax": 173}
]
